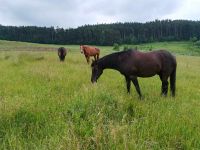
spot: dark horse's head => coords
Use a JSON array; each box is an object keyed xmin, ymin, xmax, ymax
[{"xmin": 91, "ymin": 60, "xmax": 103, "ymax": 83}]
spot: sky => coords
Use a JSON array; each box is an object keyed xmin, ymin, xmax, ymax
[{"xmin": 0, "ymin": 0, "xmax": 200, "ymax": 28}]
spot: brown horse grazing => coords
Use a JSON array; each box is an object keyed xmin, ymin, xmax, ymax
[
  {"xmin": 80, "ymin": 45, "xmax": 100, "ymax": 64},
  {"xmin": 91, "ymin": 49, "xmax": 177, "ymax": 99},
  {"xmin": 58, "ymin": 47, "xmax": 67, "ymax": 61}
]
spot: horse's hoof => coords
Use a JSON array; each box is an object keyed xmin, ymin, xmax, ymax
[
  {"xmin": 161, "ymin": 94, "xmax": 167, "ymax": 97},
  {"xmin": 139, "ymin": 96, "xmax": 144, "ymax": 100}
]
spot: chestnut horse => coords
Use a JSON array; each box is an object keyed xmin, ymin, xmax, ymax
[
  {"xmin": 80, "ymin": 45, "xmax": 100, "ymax": 64},
  {"xmin": 91, "ymin": 49, "xmax": 177, "ymax": 99}
]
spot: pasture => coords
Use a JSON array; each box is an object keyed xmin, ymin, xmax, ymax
[{"xmin": 0, "ymin": 40, "xmax": 200, "ymax": 149}]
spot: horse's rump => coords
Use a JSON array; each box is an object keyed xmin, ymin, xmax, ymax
[
  {"xmin": 95, "ymin": 47, "xmax": 100, "ymax": 52},
  {"xmin": 133, "ymin": 50, "xmax": 176, "ymax": 77}
]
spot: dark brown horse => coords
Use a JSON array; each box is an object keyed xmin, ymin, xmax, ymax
[
  {"xmin": 91, "ymin": 49, "xmax": 177, "ymax": 99},
  {"xmin": 80, "ymin": 45, "xmax": 100, "ymax": 64},
  {"xmin": 58, "ymin": 47, "xmax": 67, "ymax": 61}
]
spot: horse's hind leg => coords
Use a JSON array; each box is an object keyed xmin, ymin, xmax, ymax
[
  {"xmin": 125, "ymin": 76, "xmax": 131, "ymax": 93},
  {"xmin": 170, "ymin": 69, "xmax": 176, "ymax": 97},
  {"xmin": 159, "ymin": 74, "xmax": 169, "ymax": 96},
  {"xmin": 162, "ymin": 80, "xmax": 168, "ymax": 96},
  {"xmin": 131, "ymin": 77, "xmax": 142, "ymax": 99}
]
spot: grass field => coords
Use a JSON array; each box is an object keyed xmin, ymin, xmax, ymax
[{"xmin": 0, "ymin": 40, "xmax": 200, "ymax": 149}]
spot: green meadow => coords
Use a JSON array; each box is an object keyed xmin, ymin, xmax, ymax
[{"xmin": 0, "ymin": 40, "xmax": 200, "ymax": 149}]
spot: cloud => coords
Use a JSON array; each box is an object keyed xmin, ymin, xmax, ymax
[
  {"xmin": 161, "ymin": 0, "xmax": 200, "ymax": 21},
  {"xmin": 0, "ymin": 0, "xmax": 199, "ymax": 28}
]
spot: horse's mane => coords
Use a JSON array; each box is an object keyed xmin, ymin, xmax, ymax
[
  {"xmin": 101, "ymin": 49, "xmax": 134, "ymax": 59},
  {"xmin": 113, "ymin": 49, "xmax": 134, "ymax": 55},
  {"xmin": 91, "ymin": 49, "xmax": 135, "ymax": 68}
]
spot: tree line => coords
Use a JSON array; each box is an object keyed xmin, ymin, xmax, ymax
[{"xmin": 1, "ymin": 20, "xmax": 200, "ymax": 46}]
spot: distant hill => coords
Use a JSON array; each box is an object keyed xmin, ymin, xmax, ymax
[{"xmin": 1, "ymin": 20, "xmax": 200, "ymax": 45}]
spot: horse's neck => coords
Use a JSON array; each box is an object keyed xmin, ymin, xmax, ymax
[{"xmin": 99, "ymin": 54, "xmax": 119, "ymax": 70}]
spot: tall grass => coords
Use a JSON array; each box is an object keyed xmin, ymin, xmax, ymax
[{"xmin": 0, "ymin": 40, "xmax": 200, "ymax": 149}]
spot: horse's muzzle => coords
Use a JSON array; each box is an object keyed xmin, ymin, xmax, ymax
[{"xmin": 91, "ymin": 81, "xmax": 96, "ymax": 84}]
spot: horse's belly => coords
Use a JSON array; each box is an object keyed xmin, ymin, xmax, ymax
[
  {"xmin": 135, "ymin": 64, "xmax": 161, "ymax": 77},
  {"xmin": 137, "ymin": 72, "xmax": 157, "ymax": 77},
  {"xmin": 89, "ymin": 51, "xmax": 97, "ymax": 56}
]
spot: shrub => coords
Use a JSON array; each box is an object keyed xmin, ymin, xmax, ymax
[
  {"xmin": 123, "ymin": 45, "xmax": 129, "ymax": 51},
  {"xmin": 149, "ymin": 45, "xmax": 153, "ymax": 51},
  {"xmin": 194, "ymin": 40, "xmax": 200, "ymax": 47},
  {"xmin": 113, "ymin": 43, "xmax": 120, "ymax": 51},
  {"xmin": 190, "ymin": 37, "xmax": 198, "ymax": 42}
]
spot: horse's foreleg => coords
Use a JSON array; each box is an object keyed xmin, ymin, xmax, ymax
[
  {"xmin": 125, "ymin": 76, "xmax": 131, "ymax": 93},
  {"xmin": 131, "ymin": 77, "xmax": 142, "ymax": 99},
  {"xmin": 87, "ymin": 57, "xmax": 90, "ymax": 64},
  {"xmin": 94, "ymin": 55, "xmax": 97, "ymax": 61},
  {"xmin": 97, "ymin": 53, "xmax": 99, "ymax": 60},
  {"xmin": 85, "ymin": 56, "xmax": 90, "ymax": 64}
]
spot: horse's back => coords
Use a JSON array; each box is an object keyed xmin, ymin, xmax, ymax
[
  {"xmin": 134, "ymin": 49, "xmax": 176, "ymax": 65},
  {"xmin": 58, "ymin": 47, "xmax": 67, "ymax": 55},
  {"xmin": 83, "ymin": 45, "xmax": 100, "ymax": 55},
  {"xmin": 119, "ymin": 49, "xmax": 176, "ymax": 77}
]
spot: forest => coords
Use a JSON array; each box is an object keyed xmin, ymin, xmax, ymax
[{"xmin": 1, "ymin": 19, "xmax": 200, "ymax": 45}]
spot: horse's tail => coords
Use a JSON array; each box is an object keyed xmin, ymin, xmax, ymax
[{"xmin": 170, "ymin": 66, "xmax": 176, "ymax": 97}]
